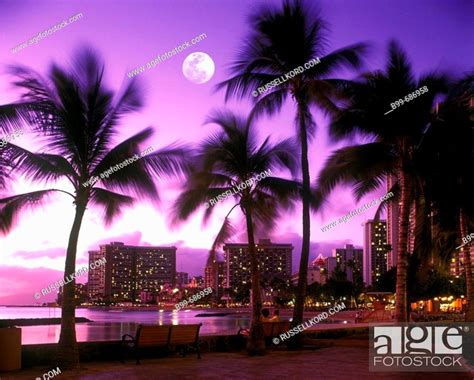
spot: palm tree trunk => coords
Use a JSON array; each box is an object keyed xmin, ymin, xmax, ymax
[
  {"xmin": 395, "ymin": 169, "xmax": 410, "ymax": 322},
  {"xmin": 56, "ymin": 198, "xmax": 87, "ymax": 368},
  {"xmin": 460, "ymin": 208, "xmax": 474, "ymax": 321},
  {"xmin": 243, "ymin": 206, "xmax": 265, "ymax": 355},
  {"xmin": 292, "ymin": 99, "xmax": 311, "ymax": 347}
]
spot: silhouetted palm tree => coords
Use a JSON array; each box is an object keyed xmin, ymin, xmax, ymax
[
  {"xmin": 317, "ymin": 41, "xmax": 449, "ymax": 322},
  {"xmin": 0, "ymin": 106, "xmax": 28, "ymax": 189},
  {"xmin": 417, "ymin": 73, "xmax": 474, "ymax": 320},
  {"xmin": 172, "ymin": 109, "xmax": 300, "ymax": 354},
  {"xmin": 215, "ymin": 0, "xmax": 368, "ymax": 339},
  {"xmin": 0, "ymin": 48, "xmax": 189, "ymax": 367}
]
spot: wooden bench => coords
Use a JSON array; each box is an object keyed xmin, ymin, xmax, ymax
[
  {"xmin": 121, "ymin": 323, "xmax": 202, "ymax": 364},
  {"xmin": 238, "ymin": 321, "xmax": 291, "ymax": 346},
  {"xmin": 264, "ymin": 321, "xmax": 290, "ymax": 338}
]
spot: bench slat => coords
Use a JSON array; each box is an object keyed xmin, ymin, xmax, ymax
[
  {"xmin": 137, "ymin": 325, "xmax": 171, "ymax": 347},
  {"xmin": 169, "ymin": 324, "xmax": 201, "ymax": 345},
  {"xmin": 262, "ymin": 321, "xmax": 290, "ymax": 337}
]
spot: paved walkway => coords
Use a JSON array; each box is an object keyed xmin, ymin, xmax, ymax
[{"xmin": 1, "ymin": 347, "xmax": 471, "ymax": 380}]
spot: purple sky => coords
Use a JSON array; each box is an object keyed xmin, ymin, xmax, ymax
[{"xmin": 0, "ymin": 0, "xmax": 472, "ymax": 304}]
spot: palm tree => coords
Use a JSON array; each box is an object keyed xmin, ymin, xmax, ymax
[
  {"xmin": 215, "ymin": 0, "xmax": 369, "ymax": 337},
  {"xmin": 172, "ymin": 109, "xmax": 300, "ymax": 354},
  {"xmin": 0, "ymin": 47, "xmax": 189, "ymax": 367},
  {"xmin": 417, "ymin": 73, "xmax": 474, "ymax": 320},
  {"xmin": 317, "ymin": 41, "xmax": 449, "ymax": 322}
]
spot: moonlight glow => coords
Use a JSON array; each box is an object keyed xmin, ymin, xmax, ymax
[{"xmin": 182, "ymin": 52, "xmax": 215, "ymax": 84}]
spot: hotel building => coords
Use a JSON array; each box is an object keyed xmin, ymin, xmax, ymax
[
  {"xmin": 363, "ymin": 220, "xmax": 390, "ymax": 286},
  {"xmin": 386, "ymin": 175, "xmax": 399, "ymax": 269},
  {"xmin": 386, "ymin": 174, "xmax": 416, "ymax": 269},
  {"xmin": 223, "ymin": 239, "xmax": 292, "ymax": 291},
  {"xmin": 451, "ymin": 245, "xmax": 474, "ymax": 277},
  {"xmin": 204, "ymin": 252, "xmax": 226, "ymax": 299},
  {"xmin": 88, "ymin": 250, "xmax": 106, "ymax": 301},
  {"xmin": 87, "ymin": 242, "xmax": 176, "ymax": 303},
  {"xmin": 333, "ymin": 244, "xmax": 363, "ymax": 283},
  {"xmin": 291, "ymin": 254, "xmax": 337, "ymax": 286},
  {"xmin": 175, "ymin": 272, "xmax": 189, "ymax": 288}
]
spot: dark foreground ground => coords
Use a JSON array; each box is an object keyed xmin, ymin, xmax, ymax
[{"xmin": 2, "ymin": 347, "xmax": 472, "ymax": 380}]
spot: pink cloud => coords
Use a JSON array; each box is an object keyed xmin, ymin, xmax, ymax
[
  {"xmin": 0, "ymin": 266, "xmax": 65, "ymax": 305},
  {"xmin": 12, "ymin": 247, "xmax": 65, "ymax": 260}
]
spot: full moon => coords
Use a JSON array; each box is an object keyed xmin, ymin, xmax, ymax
[{"xmin": 182, "ymin": 52, "xmax": 215, "ymax": 84}]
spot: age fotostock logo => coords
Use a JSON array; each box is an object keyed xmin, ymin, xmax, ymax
[{"xmin": 370, "ymin": 324, "xmax": 473, "ymax": 372}]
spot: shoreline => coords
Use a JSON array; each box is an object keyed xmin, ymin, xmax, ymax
[{"xmin": 0, "ymin": 317, "xmax": 92, "ymax": 327}]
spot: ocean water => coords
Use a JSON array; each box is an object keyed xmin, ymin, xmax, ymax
[{"xmin": 0, "ymin": 307, "xmax": 251, "ymax": 344}]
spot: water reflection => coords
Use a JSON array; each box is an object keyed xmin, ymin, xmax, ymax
[{"xmin": 0, "ymin": 307, "xmax": 251, "ymax": 344}]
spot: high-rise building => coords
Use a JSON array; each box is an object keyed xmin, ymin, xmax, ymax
[
  {"xmin": 87, "ymin": 242, "xmax": 176, "ymax": 303},
  {"xmin": 291, "ymin": 254, "xmax": 325, "ymax": 286},
  {"xmin": 451, "ymin": 245, "xmax": 474, "ymax": 277},
  {"xmin": 332, "ymin": 244, "xmax": 363, "ymax": 283},
  {"xmin": 223, "ymin": 238, "xmax": 292, "ymax": 291},
  {"xmin": 88, "ymin": 250, "xmax": 106, "ymax": 301},
  {"xmin": 407, "ymin": 202, "xmax": 416, "ymax": 254},
  {"xmin": 176, "ymin": 272, "xmax": 189, "ymax": 288},
  {"xmin": 386, "ymin": 175, "xmax": 399, "ymax": 269},
  {"xmin": 363, "ymin": 220, "xmax": 390, "ymax": 286},
  {"xmin": 187, "ymin": 275, "xmax": 204, "ymax": 288},
  {"xmin": 291, "ymin": 254, "xmax": 337, "ymax": 286},
  {"xmin": 326, "ymin": 256, "xmax": 337, "ymax": 278},
  {"xmin": 204, "ymin": 256, "xmax": 226, "ymax": 299},
  {"xmin": 57, "ymin": 283, "xmax": 88, "ymax": 305},
  {"xmin": 386, "ymin": 175, "xmax": 417, "ymax": 269}
]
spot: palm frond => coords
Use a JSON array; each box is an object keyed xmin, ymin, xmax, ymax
[
  {"xmin": 0, "ymin": 190, "xmax": 58, "ymax": 233},
  {"xmin": 305, "ymin": 79, "xmax": 340, "ymax": 116},
  {"xmin": 256, "ymin": 177, "xmax": 300, "ymax": 210},
  {"xmin": 209, "ymin": 216, "xmax": 238, "ymax": 259},
  {"xmin": 250, "ymin": 88, "xmax": 289, "ymax": 121},
  {"xmin": 387, "ymin": 40, "xmax": 416, "ymax": 89},
  {"xmin": 250, "ymin": 190, "xmax": 281, "ymax": 233},
  {"xmin": 0, "ymin": 103, "xmax": 34, "ymax": 133},
  {"xmin": 317, "ymin": 143, "xmax": 397, "ymax": 201},
  {"xmin": 141, "ymin": 143, "xmax": 193, "ymax": 179},
  {"xmin": 314, "ymin": 43, "xmax": 370, "ymax": 77},
  {"xmin": 215, "ymin": 73, "xmax": 283, "ymax": 103},
  {"xmin": 373, "ymin": 181, "xmax": 400, "ymax": 221},
  {"xmin": 171, "ymin": 187, "xmax": 235, "ymax": 225},
  {"xmin": 91, "ymin": 128, "xmax": 157, "ymax": 199},
  {"xmin": 252, "ymin": 137, "xmax": 299, "ymax": 177},
  {"xmin": 89, "ymin": 188, "xmax": 135, "ymax": 226},
  {"xmin": 4, "ymin": 143, "xmax": 77, "ymax": 185}
]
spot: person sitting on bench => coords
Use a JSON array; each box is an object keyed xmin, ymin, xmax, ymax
[
  {"xmin": 270, "ymin": 309, "xmax": 280, "ymax": 322},
  {"xmin": 238, "ymin": 308, "xmax": 272, "ymax": 337}
]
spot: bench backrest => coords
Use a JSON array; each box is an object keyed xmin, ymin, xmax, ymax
[
  {"xmin": 262, "ymin": 321, "xmax": 290, "ymax": 337},
  {"xmin": 262, "ymin": 322, "xmax": 274, "ymax": 336},
  {"xmin": 169, "ymin": 324, "xmax": 202, "ymax": 345},
  {"xmin": 271, "ymin": 321, "xmax": 290, "ymax": 336},
  {"xmin": 136, "ymin": 325, "xmax": 171, "ymax": 347}
]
